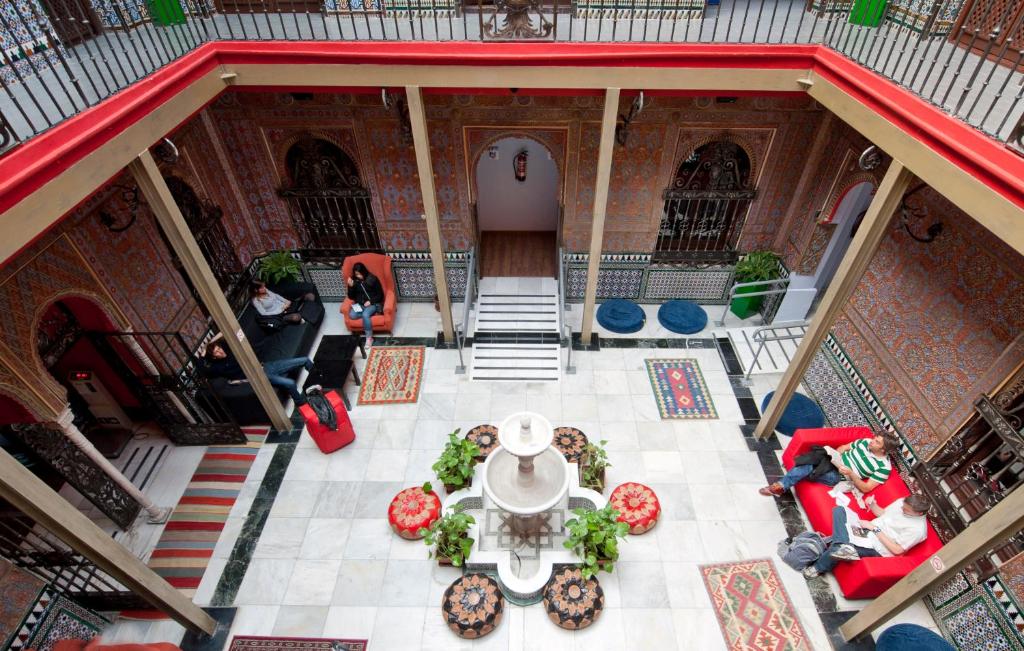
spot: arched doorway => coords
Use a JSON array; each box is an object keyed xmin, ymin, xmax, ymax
[
  {"xmin": 474, "ymin": 136, "xmax": 560, "ymax": 277},
  {"xmin": 656, "ymin": 141, "xmax": 756, "ymax": 263},
  {"xmin": 279, "ymin": 137, "xmax": 382, "ymax": 253},
  {"xmin": 813, "ymin": 181, "xmax": 875, "ymax": 292}
]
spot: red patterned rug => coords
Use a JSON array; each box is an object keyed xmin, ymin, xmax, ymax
[
  {"xmin": 358, "ymin": 346, "xmax": 425, "ymax": 405},
  {"xmin": 700, "ymin": 559, "xmax": 812, "ymax": 651},
  {"xmin": 645, "ymin": 359, "xmax": 718, "ymax": 419},
  {"xmin": 228, "ymin": 637, "xmax": 367, "ymax": 651}
]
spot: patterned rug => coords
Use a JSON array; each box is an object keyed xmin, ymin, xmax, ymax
[
  {"xmin": 357, "ymin": 346, "xmax": 425, "ymax": 405},
  {"xmin": 228, "ymin": 637, "xmax": 367, "ymax": 651},
  {"xmin": 700, "ymin": 559, "xmax": 812, "ymax": 651},
  {"xmin": 645, "ymin": 359, "xmax": 718, "ymax": 419},
  {"xmin": 145, "ymin": 427, "xmax": 268, "ymax": 597}
]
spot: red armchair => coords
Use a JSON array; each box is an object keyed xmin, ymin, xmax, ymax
[
  {"xmin": 782, "ymin": 426, "xmax": 943, "ymax": 599},
  {"xmin": 340, "ymin": 253, "xmax": 396, "ymax": 334}
]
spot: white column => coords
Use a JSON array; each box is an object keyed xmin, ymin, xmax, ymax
[{"xmin": 57, "ymin": 406, "xmax": 171, "ymax": 524}]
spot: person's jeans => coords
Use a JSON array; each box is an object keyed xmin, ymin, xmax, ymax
[
  {"xmin": 814, "ymin": 506, "xmax": 881, "ymax": 572},
  {"xmin": 349, "ymin": 303, "xmax": 380, "ymax": 336},
  {"xmin": 263, "ymin": 356, "xmax": 314, "ymax": 402},
  {"xmin": 779, "ymin": 464, "xmax": 843, "ymax": 491}
]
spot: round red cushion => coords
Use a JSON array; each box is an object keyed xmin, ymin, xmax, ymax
[
  {"xmin": 609, "ymin": 482, "xmax": 661, "ymax": 535},
  {"xmin": 388, "ymin": 486, "xmax": 442, "ymax": 540}
]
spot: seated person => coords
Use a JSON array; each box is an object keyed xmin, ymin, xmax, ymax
[
  {"xmin": 200, "ymin": 333, "xmax": 314, "ymax": 405},
  {"xmin": 760, "ymin": 433, "xmax": 896, "ymax": 497},
  {"xmin": 250, "ymin": 279, "xmax": 317, "ymax": 326},
  {"xmin": 802, "ymin": 493, "xmax": 931, "ymax": 579},
  {"xmin": 346, "ymin": 262, "xmax": 384, "ymax": 347}
]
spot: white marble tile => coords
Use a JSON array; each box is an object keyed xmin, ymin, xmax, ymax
[
  {"xmin": 370, "ymin": 607, "xmax": 426, "ymax": 650},
  {"xmin": 235, "ymin": 559, "xmax": 295, "ymax": 605},
  {"xmin": 643, "ymin": 451, "xmax": 686, "ymax": 483},
  {"xmin": 680, "ymin": 450, "xmax": 727, "ymax": 483},
  {"xmin": 212, "ymin": 517, "xmax": 245, "ymax": 559},
  {"xmin": 325, "ymin": 449, "xmax": 372, "ymax": 482},
  {"xmin": 618, "ymin": 528, "xmax": 661, "ymax": 562},
  {"xmin": 283, "ymin": 560, "xmax": 342, "ymax": 605},
  {"xmin": 343, "ymin": 518, "xmax": 392, "ymax": 560},
  {"xmin": 596, "ymin": 394, "xmax": 635, "ymax": 422},
  {"xmin": 696, "ymin": 520, "xmax": 745, "ymax": 562},
  {"xmin": 656, "ymin": 520, "xmax": 707, "ymax": 563},
  {"xmin": 192, "ymin": 557, "xmax": 227, "ymax": 606},
  {"xmin": 621, "ymin": 608, "xmax": 679, "ymax": 651},
  {"xmin": 523, "ymin": 603, "xmax": 573, "ymax": 651},
  {"xmin": 571, "ymin": 607, "xmax": 626, "ymax": 651},
  {"xmin": 376, "ymin": 418, "xmax": 417, "ymax": 449},
  {"xmin": 379, "ymin": 559, "xmax": 435, "ymax": 606},
  {"xmin": 525, "ymin": 393, "xmax": 563, "ymax": 420},
  {"xmin": 489, "ymin": 392, "xmax": 529, "ymax": 420},
  {"xmin": 422, "ymin": 608, "xmax": 473, "ymax": 651},
  {"xmin": 323, "ymin": 606, "xmax": 378, "ymax": 639},
  {"xmin": 689, "ymin": 483, "xmax": 739, "ymax": 521},
  {"xmin": 254, "ymin": 517, "xmax": 309, "ymax": 559},
  {"xmin": 412, "ymin": 419, "xmax": 457, "ymax": 450},
  {"xmin": 617, "ymin": 562, "xmax": 671, "ymax": 608},
  {"xmin": 332, "ymin": 559, "xmax": 387, "ymax": 606},
  {"xmin": 636, "ymin": 421, "xmax": 678, "ymax": 450},
  {"xmin": 562, "ymin": 393, "xmax": 598, "ymax": 420},
  {"xmin": 728, "ymin": 483, "xmax": 784, "ymax": 521},
  {"xmin": 270, "ymin": 481, "xmax": 324, "ymax": 518},
  {"xmin": 601, "ymin": 420, "xmax": 638, "ymax": 451},
  {"xmin": 312, "ymin": 481, "xmax": 361, "ymax": 519},
  {"xmin": 228, "ymin": 606, "xmax": 280, "ymax": 637},
  {"xmin": 592, "ymin": 370, "xmax": 630, "ymax": 395},
  {"xmin": 364, "ymin": 449, "xmax": 409, "ymax": 481},
  {"xmin": 662, "ymin": 562, "xmax": 714, "ymax": 609},
  {"xmin": 299, "ymin": 519, "xmax": 353, "ymax": 559},
  {"xmin": 284, "ymin": 447, "xmax": 331, "ymax": 482},
  {"xmin": 143, "ymin": 620, "xmax": 187, "ymax": 644},
  {"xmin": 670, "ymin": 608, "xmax": 728, "ymax": 651},
  {"xmin": 272, "ymin": 606, "xmax": 329, "ymax": 636}
]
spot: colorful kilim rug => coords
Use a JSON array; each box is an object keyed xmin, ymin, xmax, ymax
[
  {"xmin": 145, "ymin": 427, "xmax": 268, "ymax": 597},
  {"xmin": 645, "ymin": 359, "xmax": 718, "ymax": 419},
  {"xmin": 228, "ymin": 637, "xmax": 367, "ymax": 651},
  {"xmin": 357, "ymin": 346, "xmax": 425, "ymax": 405},
  {"xmin": 700, "ymin": 559, "xmax": 812, "ymax": 651}
]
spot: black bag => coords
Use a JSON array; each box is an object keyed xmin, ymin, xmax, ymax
[
  {"xmin": 305, "ymin": 385, "xmax": 338, "ymax": 431},
  {"xmin": 777, "ymin": 532, "xmax": 830, "ymax": 571},
  {"xmin": 256, "ymin": 313, "xmax": 286, "ymax": 332}
]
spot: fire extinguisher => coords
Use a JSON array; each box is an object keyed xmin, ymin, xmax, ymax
[{"xmin": 513, "ymin": 149, "xmax": 528, "ymax": 183}]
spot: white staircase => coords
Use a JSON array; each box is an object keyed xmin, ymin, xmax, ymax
[{"xmin": 469, "ymin": 277, "xmax": 561, "ymax": 382}]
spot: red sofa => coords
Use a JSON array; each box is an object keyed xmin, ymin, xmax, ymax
[{"xmin": 782, "ymin": 426, "xmax": 943, "ymax": 599}]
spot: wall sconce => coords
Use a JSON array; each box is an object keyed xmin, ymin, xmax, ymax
[
  {"xmin": 615, "ymin": 91, "xmax": 645, "ymax": 147},
  {"xmin": 513, "ymin": 149, "xmax": 528, "ymax": 183},
  {"xmin": 98, "ymin": 183, "xmax": 141, "ymax": 233},
  {"xmin": 381, "ymin": 89, "xmax": 413, "ymax": 145},
  {"xmin": 900, "ymin": 182, "xmax": 943, "ymax": 243}
]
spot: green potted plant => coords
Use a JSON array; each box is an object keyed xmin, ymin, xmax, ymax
[
  {"xmin": 563, "ymin": 505, "xmax": 630, "ymax": 579},
  {"xmin": 257, "ymin": 250, "xmax": 303, "ymax": 285},
  {"xmin": 730, "ymin": 250, "xmax": 781, "ymax": 319},
  {"xmin": 579, "ymin": 439, "xmax": 611, "ymax": 493},
  {"xmin": 419, "ymin": 496, "xmax": 475, "ymax": 567},
  {"xmin": 432, "ymin": 429, "xmax": 480, "ymax": 493}
]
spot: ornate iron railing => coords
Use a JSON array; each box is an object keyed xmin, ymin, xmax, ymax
[{"xmin": 0, "ymin": 0, "xmax": 1022, "ymax": 156}]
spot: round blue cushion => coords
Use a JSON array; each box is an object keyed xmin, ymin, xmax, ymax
[
  {"xmin": 596, "ymin": 299, "xmax": 645, "ymax": 334},
  {"xmin": 877, "ymin": 625, "xmax": 954, "ymax": 651},
  {"xmin": 761, "ymin": 391, "xmax": 825, "ymax": 436},
  {"xmin": 657, "ymin": 300, "xmax": 708, "ymax": 335}
]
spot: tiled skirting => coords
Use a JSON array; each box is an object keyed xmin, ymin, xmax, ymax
[{"xmin": 562, "ymin": 252, "xmax": 736, "ymax": 304}]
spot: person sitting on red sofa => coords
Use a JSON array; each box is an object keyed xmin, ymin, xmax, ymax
[
  {"xmin": 759, "ymin": 433, "xmax": 896, "ymax": 497},
  {"xmin": 802, "ymin": 493, "xmax": 931, "ymax": 579}
]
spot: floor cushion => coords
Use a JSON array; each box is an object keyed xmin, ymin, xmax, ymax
[
  {"xmin": 609, "ymin": 482, "xmax": 661, "ymax": 534},
  {"xmin": 761, "ymin": 391, "xmax": 825, "ymax": 436},
  {"xmin": 543, "ymin": 567, "xmax": 603, "ymax": 630},
  {"xmin": 387, "ymin": 485, "xmax": 442, "ymax": 539},
  {"xmin": 553, "ymin": 427, "xmax": 588, "ymax": 464},
  {"xmin": 465, "ymin": 424, "xmax": 499, "ymax": 461},
  {"xmin": 657, "ymin": 300, "xmax": 708, "ymax": 334},
  {"xmin": 442, "ymin": 573, "xmax": 504, "ymax": 639},
  {"xmin": 596, "ymin": 299, "xmax": 645, "ymax": 334}
]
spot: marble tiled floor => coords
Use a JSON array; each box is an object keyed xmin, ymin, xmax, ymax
[{"xmin": 100, "ymin": 299, "xmax": 940, "ymax": 649}]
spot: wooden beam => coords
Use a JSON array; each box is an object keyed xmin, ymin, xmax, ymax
[
  {"xmin": 754, "ymin": 160, "xmax": 914, "ymax": 439},
  {"xmin": 406, "ymin": 85, "xmax": 455, "ymax": 343},
  {"xmin": 806, "ymin": 73, "xmax": 1024, "ymax": 256},
  {"xmin": 841, "ymin": 486, "xmax": 1024, "ymax": 640},
  {"xmin": 0, "ymin": 447, "xmax": 216, "ymax": 634},
  {"xmin": 580, "ymin": 88, "xmax": 621, "ymax": 342},
  {"xmin": 128, "ymin": 151, "xmax": 293, "ymax": 432}
]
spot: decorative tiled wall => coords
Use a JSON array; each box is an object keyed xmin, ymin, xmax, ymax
[
  {"xmin": 0, "ymin": 0, "xmax": 62, "ymax": 85},
  {"xmin": 306, "ymin": 251, "xmax": 469, "ymax": 302},
  {"xmin": 562, "ymin": 252, "xmax": 736, "ymax": 304}
]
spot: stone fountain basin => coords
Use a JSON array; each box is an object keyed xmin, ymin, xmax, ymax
[{"xmin": 482, "ymin": 446, "xmax": 570, "ymax": 515}]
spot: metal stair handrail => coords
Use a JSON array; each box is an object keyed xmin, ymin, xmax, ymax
[
  {"xmin": 455, "ymin": 246, "xmax": 476, "ymax": 375},
  {"xmin": 558, "ymin": 247, "xmax": 575, "ymax": 374},
  {"xmin": 716, "ymin": 277, "xmax": 792, "ymax": 326},
  {"xmin": 744, "ymin": 320, "xmax": 809, "ymax": 379}
]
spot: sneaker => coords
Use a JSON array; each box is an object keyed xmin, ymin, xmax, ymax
[
  {"xmin": 366, "ymin": 337, "xmax": 374, "ymax": 348},
  {"xmin": 828, "ymin": 544, "xmax": 862, "ymax": 562},
  {"xmin": 802, "ymin": 566, "xmax": 820, "ymax": 579},
  {"xmin": 758, "ymin": 483, "xmax": 785, "ymax": 497}
]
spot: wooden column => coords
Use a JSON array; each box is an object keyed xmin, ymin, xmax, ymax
[
  {"xmin": 754, "ymin": 161, "xmax": 914, "ymax": 439},
  {"xmin": 0, "ymin": 447, "xmax": 217, "ymax": 634},
  {"xmin": 128, "ymin": 151, "xmax": 292, "ymax": 432},
  {"xmin": 841, "ymin": 487, "xmax": 1024, "ymax": 640},
  {"xmin": 580, "ymin": 88, "xmax": 621, "ymax": 342},
  {"xmin": 406, "ymin": 85, "xmax": 455, "ymax": 343}
]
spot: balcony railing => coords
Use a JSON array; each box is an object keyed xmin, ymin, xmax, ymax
[{"xmin": 1, "ymin": 0, "xmax": 1022, "ymax": 155}]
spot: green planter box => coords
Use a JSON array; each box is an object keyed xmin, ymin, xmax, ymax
[
  {"xmin": 149, "ymin": 0, "xmax": 186, "ymax": 25},
  {"xmin": 849, "ymin": 0, "xmax": 885, "ymax": 26},
  {"xmin": 730, "ymin": 284, "xmax": 764, "ymax": 320}
]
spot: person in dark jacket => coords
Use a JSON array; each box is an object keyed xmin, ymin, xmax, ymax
[
  {"xmin": 346, "ymin": 262, "xmax": 384, "ymax": 346},
  {"xmin": 201, "ymin": 334, "xmax": 314, "ymax": 404}
]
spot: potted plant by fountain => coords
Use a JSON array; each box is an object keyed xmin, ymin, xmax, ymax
[
  {"xmin": 433, "ymin": 429, "xmax": 480, "ymax": 494},
  {"xmin": 419, "ymin": 497, "xmax": 476, "ymax": 567},
  {"xmin": 257, "ymin": 250, "xmax": 303, "ymax": 285},
  {"xmin": 579, "ymin": 439, "xmax": 611, "ymax": 493},
  {"xmin": 730, "ymin": 250, "xmax": 781, "ymax": 319},
  {"xmin": 563, "ymin": 505, "xmax": 630, "ymax": 579}
]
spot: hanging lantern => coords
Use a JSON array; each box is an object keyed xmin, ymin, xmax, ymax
[{"xmin": 513, "ymin": 149, "xmax": 528, "ymax": 183}]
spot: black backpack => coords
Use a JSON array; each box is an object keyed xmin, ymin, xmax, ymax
[
  {"xmin": 305, "ymin": 385, "xmax": 338, "ymax": 431},
  {"xmin": 777, "ymin": 532, "xmax": 830, "ymax": 571}
]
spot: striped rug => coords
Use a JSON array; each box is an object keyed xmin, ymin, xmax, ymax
[{"xmin": 146, "ymin": 427, "xmax": 268, "ymax": 596}]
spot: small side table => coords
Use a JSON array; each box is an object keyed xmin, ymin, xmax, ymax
[{"xmin": 306, "ymin": 335, "xmax": 366, "ymax": 410}]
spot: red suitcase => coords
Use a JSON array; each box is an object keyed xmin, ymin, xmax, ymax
[{"xmin": 299, "ymin": 390, "xmax": 356, "ymax": 454}]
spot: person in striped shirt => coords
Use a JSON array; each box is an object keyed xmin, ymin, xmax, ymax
[{"xmin": 759, "ymin": 434, "xmax": 896, "ymax": 497}]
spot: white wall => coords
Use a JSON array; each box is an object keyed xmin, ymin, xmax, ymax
[
  {"xmin": 814, "ymin": 181, "xmax": 876, "ymax": 292},
  {"xmin": 475, "ymin": 137, "xmax": 559, "ymax": 231}
]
